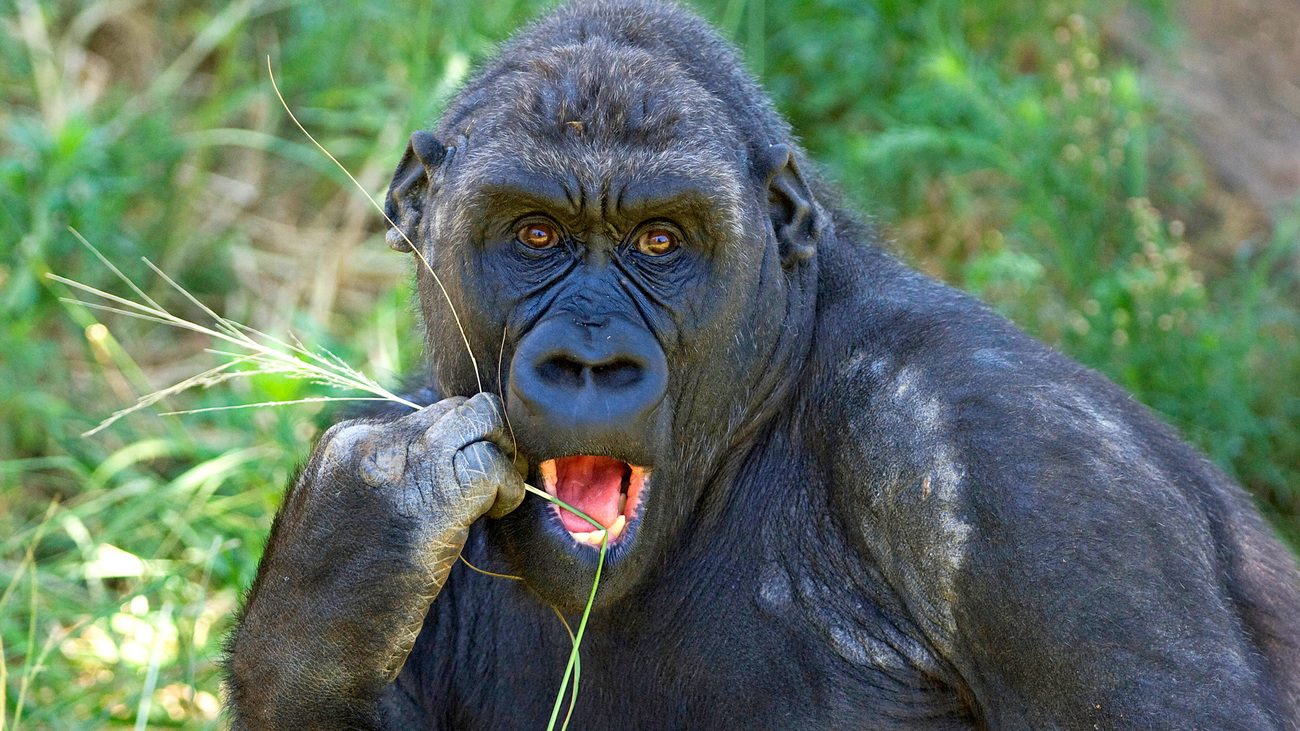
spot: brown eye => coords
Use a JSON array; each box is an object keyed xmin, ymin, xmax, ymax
[
  {"xmin": 517, "ymin": 222, "xmax": 560, "ymax": 249},
  {"xmin": 635, "ymin": 228, "xmax": 679, "ymax": 256}
]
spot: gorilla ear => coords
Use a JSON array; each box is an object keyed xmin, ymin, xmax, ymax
[
  {"xmin": 383, "ymin": 130, "xmax": 448, "ymax": 253},
  {"xmin": 762, "ymin": 143, "xmax": 824, "ymax": 266}
]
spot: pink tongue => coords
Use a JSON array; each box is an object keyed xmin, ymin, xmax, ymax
[{"xmin": 554, "ymin": 456, "xmax": 625, "ymax": 532}]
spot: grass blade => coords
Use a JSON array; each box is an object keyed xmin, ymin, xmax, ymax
[{"xmin": 264, "ymin": 57, "xmax": 484, "ymax": 393}]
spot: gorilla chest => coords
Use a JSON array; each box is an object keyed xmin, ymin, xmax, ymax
[
  {"xmin": 590, "ymin": 610, "xmax": 967, "ymax": 728},
  {"xmin": 617, "ymin": 564, "xmax": 969, "ymax": 728},
  {"xmin": 440, "ymin": 567, "xmax": 972, "ymax": 729}
]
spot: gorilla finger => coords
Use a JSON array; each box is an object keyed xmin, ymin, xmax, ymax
[
  {"xmin": 396, "ymin": 396, "xmax": 466, "ymax": 436},
  {"xmin": 422, "ymin": 392, "xmax": 507, "ymax": 454},
  {"xmin": 461, "ymin": 392, "xmax": 522, "ymax": 459},
  {"xmin": 462, "ymin": 392, "xmax": 508, "ymax": 437},
  {"xmin": 453, "ymin": 441, "xmax": 526, "ymax": 519}
]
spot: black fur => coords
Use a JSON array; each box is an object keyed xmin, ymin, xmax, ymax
[{"xmin": 226, "ymin": 1, "xmax": 1300, "ymax": 728}]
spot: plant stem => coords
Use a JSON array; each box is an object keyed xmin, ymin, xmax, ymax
[{"xmin": 523, "ymin": 485, "xmax": 608, "ymax": 731}]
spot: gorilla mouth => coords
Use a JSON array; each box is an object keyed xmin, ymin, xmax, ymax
[{"xmin": 539, "ymin": 456, "xmax": 649, "ymax": 546}]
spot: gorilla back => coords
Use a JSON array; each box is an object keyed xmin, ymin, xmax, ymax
[{"xmin": 224, "ymin": 1, "xmax": 1300, "ymax": 728}]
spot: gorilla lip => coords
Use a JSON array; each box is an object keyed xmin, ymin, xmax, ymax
[{"xmin": 539, "ymin": 456, "xmax": 648, "ymax": 546}]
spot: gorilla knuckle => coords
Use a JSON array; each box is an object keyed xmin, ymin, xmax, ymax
[
  {"xmin": 432, "ymin": 395, "xmax": 469, "ymax": 413},
  {"xmin": 465, "ymin": 391, "xmax": 505, "ymax": 420},
  {"xmin": 319, "ymin": 421, "xmax": 382, "ymax": 471},
  {"xmin": 396, "ymin": 396, "xmax": 465, "ymax": 434},
  {"xmin": 356, "ymin": 441, "xmax": 407, "ymax": 488},
  {"xmin": 456, "ymin": 393, "xmax": 506, "ymax": 435},
  {"xmin": 417, "ymin": 394, "xmax": 504, "ymax": 455},
  {"xmin": 317, "ymin": 420, "xmax": 413, "ymax": 489}
]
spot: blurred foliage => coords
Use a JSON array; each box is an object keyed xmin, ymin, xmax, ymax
[
  {"xmin": 751, "ymin": 0, "xmax": 1300, "ymax": 532},
  {"xmin": 0, "ymin": 0, "xmax": 1297, "ymax": 727}
]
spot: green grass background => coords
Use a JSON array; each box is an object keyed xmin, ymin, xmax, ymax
[{"xmin": 2, "ymin": 0, "xmax": 1298, "ymax": 727}]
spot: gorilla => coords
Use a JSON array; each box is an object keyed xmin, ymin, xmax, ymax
[{"xmin": 225, "ymin": 1, "xmax": 1300, "ymax": 728}]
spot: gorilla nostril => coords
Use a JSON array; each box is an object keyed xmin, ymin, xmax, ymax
[
  {"xmin": 536, "ymin": 355, "xmax": 644, "ymax": 391},
  {"xmin": 537, "ymin": 356, "xmax": 586, "ymax": 389},
  {"xmin": 591, "ymin": 360, "xmax": 642, "ymax": 390},
  {"xmin": 510, "ymin": 317, "xmax": 669, "ymax": 442}
]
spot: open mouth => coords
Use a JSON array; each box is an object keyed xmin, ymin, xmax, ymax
[{"xmin": 539, "ymin": 456, "xmax": 649, "ymax": 547}]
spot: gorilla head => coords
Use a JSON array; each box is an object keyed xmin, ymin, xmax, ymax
[{"xmin": 383, "ymin": 1, "xmax": 829, "ymax": 609}]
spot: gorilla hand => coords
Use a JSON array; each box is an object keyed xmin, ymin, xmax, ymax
[{"xmin": 225, "ymin": 392, "xmax": 524, "ymax": 730}]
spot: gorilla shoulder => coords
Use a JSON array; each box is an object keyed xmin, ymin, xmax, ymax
[{"xmin": 812, "ymin": 256, "xmax": 1290, "ymax": 727}]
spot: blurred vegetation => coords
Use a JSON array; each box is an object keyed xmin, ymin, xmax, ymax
[{"xmin": 1, "ymin": 0, "xmax": 1297, "ymax": 727}]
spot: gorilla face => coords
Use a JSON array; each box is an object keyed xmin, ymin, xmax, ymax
[
  {"xmin": 477, "ymin": 159, "xmax": 745, "ymax": 609},
  {"xmin": 385, "ymin": 40, "xmax": 822, "ymax": 610}
]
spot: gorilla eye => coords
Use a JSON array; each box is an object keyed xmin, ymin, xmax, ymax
[
  {"xmin": 517, "ymin": 222, "xmax": 560, "ymax": 249},
  {"xmin": 634, "ymin": 228, "xmax": 679, "ymax": 257}
]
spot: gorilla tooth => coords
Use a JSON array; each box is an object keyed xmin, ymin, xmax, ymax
[
  {"xmin": 571, "ymin": 518, "xmax": 626, "ymax": 546},
  {"xmin": 540, "ymin": 459, "xmax": 558, "ymax": 495},
  {"xmin": 571, "ymin": 529, "xmax": 607, "ymax": 546},
  {"xmin": 609, "ymin": 515, "xmax": 627, "ymax": 539}
]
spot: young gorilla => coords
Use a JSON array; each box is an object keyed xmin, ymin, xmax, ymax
[{"xmin": 225, "ymin": 1, "xmax": 1300, "ymax": 728}]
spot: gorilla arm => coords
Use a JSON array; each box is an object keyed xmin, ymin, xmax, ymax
[
  {"xmin": 944, "ymin": 417, "xmax": 1287, "ymax": 730},
  {"xmin": 224, "ymin": 393, "xmax": 523, "ymax": 730},
  {"xmin": 831, "ymin": 349, "xmax": 1288, "ymax": 729}
]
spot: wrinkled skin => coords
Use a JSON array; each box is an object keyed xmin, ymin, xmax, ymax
[
  {"xmin": 225, "ymin": 1, "xmax": 1300, "ymax": 729},
  {"xmin": 225, "ymin": 394, "xmax": 523, "ymax": 729}
]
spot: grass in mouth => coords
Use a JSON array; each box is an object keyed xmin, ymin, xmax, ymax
[{"xmin": 45, "ymin": 59, "xmax": 606, "ymax": 731}]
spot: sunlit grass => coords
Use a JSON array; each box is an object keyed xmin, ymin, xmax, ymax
[{"xmin": 51, "ymin": 231, "xmax": 420, "ymax": 434}]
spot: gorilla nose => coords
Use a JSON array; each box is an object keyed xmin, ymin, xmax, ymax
[{"xmin": 508, "ymin": 316, "xmax": 668, "ymax": 443}]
